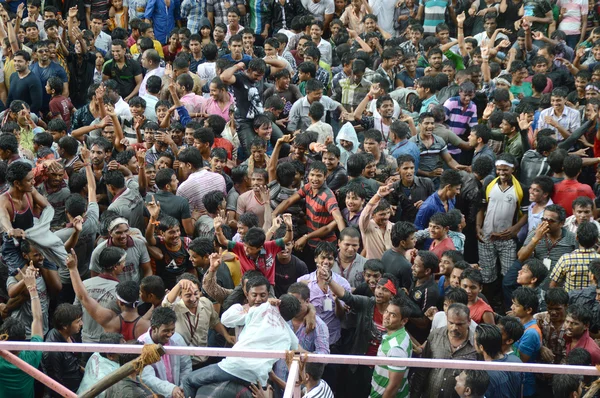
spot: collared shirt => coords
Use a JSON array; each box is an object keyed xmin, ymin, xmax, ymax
[
  {"xmin": 472, "ymin": 144, "xmax": 496, "ymax": 165},
  {"xmin": 414, "ymin": 191, "xmax": 455, "ymax": 230},
  {"xmin": 564, "ymin": 215, "xmax": 600, "ymax": 247},
  {"xmin": 419, "ymin": 94, "xmax": 439, "ymax": 114},
  {"xmin": 288, "ymin": 96, "xmax": 340, "ymax": 132},
  {"xmin": 162, "ymin": 296, "xmax": 219, "ymax": 364},
  {"xmin": 534, "ymin": 311, "xmax": 567, "ymax": 364},
  {"xmin": 523, "ymin": 228, "xmax": 577, "ymax": 271},
  {"xmin": 202, "ymin": 92, "xmax": 234, "ymax": 121},
  {"xmin": 505, "ymin": 132, "xmax": 524, "ymax": 161},
  {"xmin": 316, "ymin": 38, "xmax": 333, "ymax": 65},
  {"xmin": 409, "ymin": 133, "xmax": 448, "ymax": 174},
  {"xmin": 339, "ymin": 4, "xmax": 369, "ymax": 34},
  {"xmin": 332, "ymin": 254, "xmax": 367, "ymax": 288},
  {"xmin": 333, "ymin": 77, "xmax": 371, "ymax": 112},
  {"xmin": 181, "ymin": 92, "xmax": 206, "ymax": 116},
  {"xmin": 297, "ymin": 183, "xmax": 339, "ymax": 247},
  {"xmin": 176, "ymin": 169, "xmax": 227, "ymax": 212},
  {"xmin": 297, "ymin": 271, "xmax": 351, "ymax": 345},
  {"xmin": 102, "ymin": 57, "xmax": 143, "ymax": 99},
  {"xmin": 181, "ymin": 0, "xmax": 207, "ymax": 32},
  {"xmin": 537, "ymin": 106, "xmax": 581, "ymax": 141},
  {"xmin": 139, "ymin": 67, "xmax": 164, "ymax": 97},
  {"xmin": 443, "ymin": 96, "xmax": 478, "ymax": 138},
  {"xmin": 371, "ymin": 327, "xmax": 411, "ymax": 398},
  {"xmin": 359, "ymin": 201, "xmax": 394, "ymax": 259},
  {"xmin": 550, "ymin": 248, "xmax": 600, "ymax": 292},
  {"xmin": 566, "ymin": 329, "xmax": 600, "ymax": 365},
  {"xmin": 207, "ymin": 0, "xmax": 245, "ymax": 25},
  {"xmin": 389, "ymin": 140, "xmax": 421, "ymax": 170},
  {"xmin": 411, "ymin": 327, "xmax": 477, "ymax": 398}
]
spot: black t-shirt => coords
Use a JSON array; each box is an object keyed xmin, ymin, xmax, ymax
[
  {"xmin": 380, "ymin": 249, "xmax": 413, "ymax": 291},
  {"xmin": 102, "ymin": 58, "xmax": 143, "ymax": 99},
  {"xmin": 407, "ymin": 277, "xmax": 440, "ymax": 343},
  {"xmin": 274, "ymin": 255, "xmax": 308, "ymax": 297},
  {"xmin": 231, "ymin": 71, "xmax": 266, "ymax": 124},
  {"xmin": 155, "ymin": 237, "xmax": 194, "ymax": 289}
]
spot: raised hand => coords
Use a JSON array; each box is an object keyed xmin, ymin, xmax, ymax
[
  {"xmin": 259, "ymin": 185, "xmax": 270, "ymax": 203},
  {"xmin": 457, "ymin": 11, "xmax": 466, "ymax": 25},
  {"xmin": 483, "ymin": 102, "xmax": 496, "ymax": 119},
  {"xmin": 376, "ymin": 184, "xmax": 394, "ymax": 198},
  {"xmin": 68, "ymin": 6, "xmax": 78, "ymax": 19},
  {"xmin": 146, "ymin": 195, "xmax": 161, "ymax": 220},
  {"xmin": 80, "ymin": 144, "xmax": 91, "ymax": 163},
  {"xmin": 208, "ymin": 252, "xmax": 222, "ymax": 273},
  {"xmin": 518, "ymin": 113, "xmax": 532, "ymax": 130},
  {"xmin": 17, "ymin": 3, "xmax": 24, "ymax": 19},
  {"xmin": 66, "ymin": 249, "xmax": 78, "ymax": 270},
  {"xmin": 213, "ymin": 215, "xmax": 224, "ymax": 230},
  {"xmin": 72, "ymin": 216, "xmax": 84, "ymax": 232},
  {"xmin": 278, "ymin": 134, "xmax": 294, "ymax": 144},
  {"xmin": 282, "ymin": 213, "xmax": 293, "ymax": 228}
]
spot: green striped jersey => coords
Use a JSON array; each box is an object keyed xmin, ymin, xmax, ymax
[{"xmin": 370, "ymin": 327, "xmax": 412, "ymax": 398}]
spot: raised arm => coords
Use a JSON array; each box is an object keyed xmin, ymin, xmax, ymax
[
  {"xmin": 272, "ymin": 192, "xmax": 302, "ymax": 217},
  {"xmin": 220, "ymin": 62, "xmax": 245, "ymax": 85},
  {"xmin": 20, "ymin": 265, "xmax": 43, "ymax": 338},
  {"xmin": 203, "ymin": 252, "xmax": 235, "ymax": 303},
  {"xmin": 145, "ymin": 195, "xmax": 161, "ymax": 246},
  {"xmin": 213, "ymin": 216, "xmax": 231, "ymax": 248},
  {"xmin": 269, "ymin": 135, "xmax": 292, "ymax": 182}
]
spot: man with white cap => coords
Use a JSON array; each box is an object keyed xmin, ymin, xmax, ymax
[
  {"xmin": 89, "ymin": 217, "xmax": 152, "ymax": 283},
  {"xmin": 477, "ymin": 154, "xmax": 528, "ymax": 287}
]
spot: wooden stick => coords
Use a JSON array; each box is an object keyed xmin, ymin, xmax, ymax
[{"xmin": 78, "ymin": 344, "xmax": 165, "ymax": 398}]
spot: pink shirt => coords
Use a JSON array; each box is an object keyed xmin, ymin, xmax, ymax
[
  {"xmin": 181, "ymin": 92, "xmax": 206, "ymax": 116},
  {"xmin": 202, "ymin": 93, "xmax": 234, "ymax": 122},
  {"xmin": 236, "ymin": 190, "xmax": 266, "ymax": 226},
  {"xmin": 176, "ymin": 170, "xmax": 226, "ymax": 212}
]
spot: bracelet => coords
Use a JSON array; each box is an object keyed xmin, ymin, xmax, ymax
[
  {"xmin": 30, "ymin": 296, "xmax": 39, "ymax": 300},
  {"xmin": 367, "ymin": 95, "xmax": 373, "ymax": 101},
  {"xmin": 27, "ymin": 285, "xmax": 37, "ymax": 291}
]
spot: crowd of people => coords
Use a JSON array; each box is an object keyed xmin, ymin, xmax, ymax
[{"xmin": 0, "ymin": 0, "xmax": 600, "ymax": 396}]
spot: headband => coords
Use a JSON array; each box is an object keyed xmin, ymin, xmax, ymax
[
  {"xmin": 587, "ymin": 84, "xmax": 600, "ymax": 93},
  {"xmin": 382, "ymin": 279, "xmax": 397, "ymax": 296},
  {"xmin": 495, "ymin": 160, "xmax": 514, "ymax": 168},
  {"xmin": 116, "ymin": 292, "xmax": 139, "ymax": 308},
  {"xmin": 108, "ymin": 217, "xmax": 129, "ymax": 232}
]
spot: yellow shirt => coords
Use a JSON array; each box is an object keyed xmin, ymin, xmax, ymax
[
  {"xmin": 4, "ymin": 58, "xmax": 15, "ymax": 91},
  {"xmin": 130, "ymin": 40, "xmax": 165, "ymax": 58}
]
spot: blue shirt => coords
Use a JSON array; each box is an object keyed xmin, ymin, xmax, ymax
[
  {"xmin": 516, "ymin": 319, "xmax": 541, "ymax": 397},
  {"xmin": 220, "ymin": 54, "xmax": 253, "ymax": 67},
  {"xmin": 389, "ymin": 139, "xmax": 421, "ymax": 171},
  {"xmin": 144, "ymin": 0, "xmax": 181, "ymax": 44},
  {"xmin": 29, "ymin": 62, "xmax": 68, "ymax": 113},
  {"xmin": 414, "ymin": 192, "xmax": 455, "ymax": 230}
]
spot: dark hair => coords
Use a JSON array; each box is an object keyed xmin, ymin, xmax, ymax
[
  {"xmin": 304, "ymin": 362, "xmax": 326, "ymax": 381},
  {"xmin": 98, "ymin": 246, "xmax": 127, "ymax": 272},
  {"xmin": 439, "ymin": 169, "xmax": 462, "ymax": 189},
  {"xmin": 445, "ymin": 287, "xmax": 468, "ymax": 304},
  {"xmin": 308, "ymin": 101, "xmax": 325, "ymax": 120},
  {"xmin": 244, "ymin": 227, "xmax": 266, "ymax": 248},
  {"xmin": 577, "ymin": 221, "xmax": 598, "ymax": 249},
  {"xmin": 178, "ymin": 147, "xmax": 204, "ymax": 169},
  {"xmin": 460, "ymin": 267, "xmax": 483, "ymax": 287},
  {"xmin": 390, "ymin": 221, "xmax": 416, "ymax": 247},
  {"xmin": 346, "ymin": 153, "xmax": 367, "ymax": 177},
  {"xmin": 287, "ymin": 282, "xmax": 310, "ymax": 301},
  {"xmin": 545, "ymin": 287, "xmax": 569, "ymax": 307},
  {"xmin": 6, "ymin": 161, "xmax": 32, "ymax": 185},
  {"xmin": 472, "ymin": 124, "xmax": 491, "ymax": 143},
  {"xmin": 0, "ymin": 318, "xmax": 26, "ymax": 341},
  {"xmin": 0, "ymin": 133, "xmax": 19, "ymax": 154},
  {"xmin": 512, "ymin": 286, "xmax": 539, "ymax": 313},
  {"xmin": 475, "ymin": 323, "xmax": 503, "ymax": 358},
  {"xmin": 522, "ymin": 258, "xmax": 548, "ymax": 288},
  {"xmin": 279, "ymin": 293, "xmax": 301, "ymax": 321},
  {"xmin": 116, "ymin": 280, "xmax": 141, "ymax": 308},
  {"xmin": 530, "ymin": 176, "xmax": 554, "ymax": 198},
  {"xmin": 552, "ymin": 374, "xmax": 584, "ymax": 398},
  {"xmin": 103, "ymin": 170, "xmax": 125, "ymax": 189},
  {"xmin": 189, "ymin": 237, "xmax": 215, "ymax": 257},
  {"xmin": 202, "ymin": 190, "xmax": 225, "ymax": 214},
  {"xmin": 567, "ymin": 305, "xmax": 592, "ymax": 326},
  {"xmin": 566, "ymin": 348, "xmax": 592, "ymax": 366},
  {"xmin": 429, "ymin": 212, "xmax": 451, "ymax": 228},
  {"xmin": 65, "ymin": 193, "xmax": 87, "ymax": 218},
  {"xmin": 363, "ymin": 259, "xmax": 385, "ymax": 274},
  {"xmin": 463, "ymin": 370, "xmax": 490, "ymax": 396},
  {"xmin": 53, "ymin": 303, "xmax": 83, "ymax": 330},
  {"xmin": 155, "ymin": 168, "xmax": 176, "ymax": 190},
  {"xmin": 589, "ymin": 260, "xmax": 600, "ymax": 283},
  {"xmin": 150, "ymin": 307, "xmax": 177, "ymax": 329},
  {"xmin": 58, "ymin": 136, "xmax": 79, "ymax": 156},
  {"xmin": 563, "ymin": 155, "xmax": 583, "ymax": 178},
  {"xmin": 314, "ymin": 241, "xmax": 336, "ymax": 259},
  {"xmin": 572, "ymin": 196, "xmax": 593, "ymax": 212},
  {"xmin": 238, "ymin": 212, "xmax": 259, "ymax": 228},
  {"xmin": 418, "ymin": 250, "xmax": 439, "ymax": 274},
  {"xmin": 497, "ymin": 315, "xmax": 524, "ymax": 344}
]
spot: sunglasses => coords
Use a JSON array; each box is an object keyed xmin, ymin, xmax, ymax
[{"xmin": 541, "ymin": 217, "xmax": 558, "ymax": 224}]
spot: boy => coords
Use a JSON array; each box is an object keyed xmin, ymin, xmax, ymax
[
  {"xmin": 497, "ymin": 315, "xmax": 525, "ymax": 359},
  {"xmin": 429, "ymin": 287, "xmax": 478, "ymax": 334},
  {"xmin": 517, "ymin": 258, "xmax": 549, "ymax": 312},
  {"xmin": 233, "ymin": 213, "xmax": 259, "ymax": 243},
  {"xmin": 353, "ymin": 259, "xmax": 385, "ymax": 297},
  {"xmin": 214, "ymin": 214, "xmax": 293, "ymax": 285},
  {"xmin": 438, "ymin": 250, "xmax": 463, "ymax": 296},
  {"xmin": 236, "ymin": 168, "xmax": 270, "ymax": 227},
  {"xmin": 428, "ymin": 212, "xmax": 456, "ymax": 259},
  {"xmin": 307, "ymin": 102, "xmax": 333, "ymax": 144},
  {"xmin": 342, "ymin": 182, "xmax": 366, "ymax": 227},
  {"xmin": 273, "ymin": 162, "xmax": 346, "ymax": 269},
  {"xmin": 454, "ymin": 370, "xmax": 490, "ymax": 398},
  {"xmin": 322, "ymin": 145, "xmax": 348, "ymax": 192},
  {"xmin": 195, "ymin": 190, "xmax": 226, "ymax": 239},
  {"xmin": 299, "ymin": 362, "xmax": 333, "ymax": 398},
  {"xmin": 460, "ymin": 268, "xmax": 495, "ymax": 325},
  {"xmin": 209, "ymin": 148, "xmax": 233, "ymax": 192},
  {"xmin": 46, "ymin": 76, "xmax": 74, "ymax": 130},
  {"xmin": 382, "ymin": 221, "xmax": 416, "ymax": 291},
  {"xmin": 511, "ymin": 287, "xmax": 542, "ymax": 397}
]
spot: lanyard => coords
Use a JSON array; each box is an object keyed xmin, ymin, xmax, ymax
[
  {"xmin": 340, "ymin": 260, "xmax": 353, "ymax": 281},
  {"xmin": 185, "ymin": 312, "xmax": 200, "ymax": 337},
  {"xmin": 545, "ymin": 236, "xmax": 560, "ymax": 254}
]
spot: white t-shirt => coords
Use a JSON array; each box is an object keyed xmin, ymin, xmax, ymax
[
  {"xmin": 301, "ymin": 0, "xmax": 335, "ymax": 21},
  {"xmin": 219, "ymin": 303, "xmax": 299, "ymax": 385}
]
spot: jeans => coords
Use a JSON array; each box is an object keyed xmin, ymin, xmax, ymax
[
  {"xmin": 565, "ymin": 35, "xmax": 580, "ymax": 50},
  {"xmin": 182, "ymin": 363, "xmax": 248, "ymax": 398},
  {"xmin": 503, "ymin": 259, "xmax": 522, "ymax": 310}
]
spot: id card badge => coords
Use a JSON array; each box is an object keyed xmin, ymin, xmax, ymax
[
  {"xmin": 543, "ymin": 258, "xmax": 552, "ymax": 270},
  {"xmin": 323, "ymin": 298, "xmax": 333, "ymax": 312}
]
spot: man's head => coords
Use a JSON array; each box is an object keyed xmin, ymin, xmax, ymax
[
  {"xmin": 494, "ymin": 154, "xmax": 516, "ymax": 184},
  {"xmin": 412, "ymin": 251, "xmax": 439, "ymax": 281},
  {"xmin": 53, "ymin": 303, "xmax": 83, "ymax": 336},
  {"xmin": 314, "ymin": 242, "xmax": 336, "ymax": 270},
  {"xmin": 468, "ymin": 125, "xmax": 491, "ymax": 148},
  {"xmin": 455, "ymin": 370, "xmax": 490, "ymax": 398},
  {"xmin": 363, "ymin": 259, "xmax": 384, "ymax": 291},
  {"xmin": 428, "ymin": 212, "xmax": 451, "ymax": 241},
  {"xmin": 246, "ymin": 59, "xmax": 267, "ymax": 82},
  {"xmin": 150, "ymin": 307, "xmax": 177, "ymax": 344},
  {"xmin": 565, "ymin": 305, "xmax": 592, "ymax": 340},
  {"xmin": 459, "ymin": 268, "xmax": 483, "ymax": 304},
  {"xmin": 528, "ymin": 175, "xmax": 554, "ymax": 205},
  {"xmin": 551, "ymin": 87, "xmax": 568, "ymax": 112},
  {"xmin": 511, "ymin": 287, "xmax": 539, "ymax": 319},
  {"xmin": 474, "ymin": 323, "xmax": 503, "ymax": 358},
  {"xmin": 245, "ymin": 275, "xmax": 271, "ymax": 306},
  {"xmin": 447, "ymin": 303, "xmax": 471, "ymax": 340},
  {"xmin": 517, "ymin": 258, "xmax": 549, "ymax": 288},
  {"xmin": 552, "ymin": 374, "xmax": 583, "ymax": 398},
  {"xmin": 13, "ymin": 50, "xmax": 31, "ymax": 73},
  {"xmin": 6, "ymin": 161, "xmax": 34, "ymax": 192},
  {"xmin": 439, "ymin": 169, "xmax": 462, "ymax": 198},
  {"xmin": 576, "ymin": 221, "xmax": 599, "ymax": 250},
  {"xmin": 542, "ymin": 204, "xmax": 567, "ymax": 236},
  {"xmin": 188, "ymin": 237, "xmax": 214, "ymax": 269},
  {"xmin": 338, "ymin": 227, "xmax": 361, "ymax": 261}
]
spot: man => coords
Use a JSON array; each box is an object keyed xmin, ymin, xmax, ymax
[
  {"xmin": 389, "ymin": 155, "xmax": 435, "ymax": 223},
  {"xmin": 537, "ymin": 88, "xmax": 581, "ymax": 142},
  {"xmin": 408, "ymin": 251, "xmax": 440, "ymax": 343},
  {"xmin": 147, "ymin": 168, "xmax": 194, "ymax": 236},
  {"xmin": 455, "ymin": 370, "xmax": 490, "ymax": 398},
  {"xmin": 565, "ymin": 305, "xmax": 600, "ymax": 364},
  {"xmin": 550, "ymin": 222, "xmax": 600, "ymax": 292},
  {"xmin": 177, "ymin": 147, "xmax": 227, "ymax": 214},
  {"xmin": 414, "ymin": 169, "xmax": 462, "ymax": 230},
  {"xmin": 363, "ymin": 129, "xmax": 398, "ymax": 184},
  {"xmin": 410, "ymin": 303, "xmax": 478, "ymax": 397},
  {"xmin": 553, "ymin": 156, "xmax": 596, "ymax": 217},
  {"xmin": 0, "ymin": 266, "xmax": 43, "ymax": 397},
  {"xmin": 301, "ymin": 0, "xmax": 334, "ymax": 30},
  {"xmin": 89, "ymin": 14, "xmax": 112, "ymax": 54},
  {"xmin": 443, "ymin": 81, "xmax": 478, "ymax": 142},
  {"xmin": 370, "ymin": 295, "xmax": 413, "ymax": 398},
  {"xmin": 139, "ymin": 307, "xmax": 192, "ymax": 398},
  {"xmin": 332, "ymin": 227, "xmax": 366, "ymax": 289},
  {"xmin": 564, "ymin": 197, "xmax": 600, "ymax": 245},
  {"xmin": 182, "ymin": 294, "xmax": 302, "ymax": 398},
  {"xmin": 477, "ymin": 155, "xmax": 528, "ymax": 285},
  {"xmin": 388, "ymin": 121, "xmax": 420, "ymax": 166},
  {"xmin": 7, "ymin": 50, "xmax": 43, "ymax": 114},
  {"xmin": 105, "ymin": 170, "xmax": 145, "ymax": 232},
  {"xmin": 519, "ymin": 135, "xmax": 556, "ymax": 190},
  {"xmin": 382, "ymin": 222, "xmax": 416, "ymax": 291},
  {"xmin": 474, "ymin": 324, "xmax": 523, "ymax": 398},
  {"xmin": 360, "ymin": 184, "xmax": 394, "ymax": 260},
  {"xmin": 333, "ymin": 59, "xmax": 371, "ymax": 112},
  {"xmin": 102, "ymin": 40, "xmax": 143, "ymax": 101},
  {"xmin": 323, "ymin": 145, "xmax": 348, "ymax": 192},
  {"xmin": 410, "ymin": 112, "xmax": 467, "ymax": 185},
  {"xmin": 310, "ymin": 21, "xmax": 332, "ymax": 66},
  {"xmin": 568, "ymin": 261, "xmax": 600, "ymax": 334},
  {"xmin": 139, "ymin": 49, "xmax": 164, "ymax": 98},
  {"xmin": 468, "ymin": 124, "xmax": 496, "ymax": 166},
  {"xmin": 30, "ymin": 41, "xmax": 68, "ymax": 114},
  {"xmin": 288, "ymin": 79, "xmax": 344, "ymax": 132}
]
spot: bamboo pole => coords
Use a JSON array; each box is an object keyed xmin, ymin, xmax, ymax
[
  {"xmin": 0, "ymin": 349, "xmax": 78, "ymax": 398},
  {"xmin": 78, "ymin": 345, "xmax": 165, "ymax": 398}
]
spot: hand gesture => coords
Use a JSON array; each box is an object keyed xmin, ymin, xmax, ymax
[
  {"xmin": 136, "ymin": 149, "xmax": 146, "ymax": 165},
  {"xmin": 8, "ymin": 228, "xmax": 26, "ymax": 239},
  {"xmin": 208, "ymin": 252, "xmax": 222, "ymax": 273},
  {"xmin": 324, "ymin": 136, "xmax": 333, "ymax": 146},
  {"xmin": 146, "ymin": 195, "xmax": 161, "ymax": 220},
  {"xmin": 68, "ymin": 6, "xmax": 78, "ymax": 19},
  {"xmin": 107, "ymin": 160, "xmax": 119, "ymax": 171},
  {"xmin": 72, "ymin": 216, "xmax": 84, "ymax": 233},
  {"xmin": 543, "ymin": 115, "xmax": 557, "ymax": 127},
  {"xmin": 376, "ymin": 184, "xmax": 394, "ymax": 198},
  {"xmin": 483, "ymin": 102, "xmax": 496, "ymax": 119},
  {"xmin": 282, "ymin": 213, "xmax": 293, "ymax": 228},
  {"xmin": 236, "ymin": 62, "xmax": 245, "ymax": 71},
  {"xmin": 369, "ymin": 83, "xmax": 381, "ymax": 97},
  {"xmin": 258, "ymin": 185, "xmax": 270, "ymax": 203},
  {"xmin": 133, "ymin": 115, "xmax": 145, "ymax": 131},
  {"xmin": 576, "ymin": 46, "xmax": 586, "ymax": 59},
  {"xmin": 521, "ymin": 18, "xmax": 530, "ymax": 30},
  {"xmin": 271, "ymin": 215, "xmax": 283, "ymax": 230},
  {"xmin": 518, "ymin": 113, "xmax": 532, "ymax": 130},
  {"xmin": 213, "ymin": 215, "xmax": 224, "ymax": 230},
  {"xmin": 249, "ymin": 381, "xmax": 270, "ymax": 398},
  {"xmin": 481, "ymin": 46, "xmax": 489, "ymax": 58},
  {"xmin": 18, "ymin": 263, "xmax": 37, "ymax": 291},
  {"xmin": 539, "ymin": 346, "xmax": 555, "ymax": 363},
  {"xmin": 80, "ymin": 144, "xmax": 91, "ymax": 163},
  {"xmin": 457, "ymin": 11, "xmax": 466, "ymax": 25},
  {"xmin": 533, "ymin": 220, "xmax": 550, "ymax": 242},
  {"xmin": 66, "ymin": 249, "xmax": 78, "ymax": 270},
  {"xmin": 498, "ymin": 39, "xmax": 511, "ymax": 48},
  {"xmin": 294, "ymin": 235, "xmax": 308, "ymax": 251},
  {"xmin": 16, "ymin": 3, "xmax": 24, "ymax": 19},
  {"xmin": 424, "ymin": 306, "xmax": 438, "ymax": 321},
  {"xmin": 278, "ymin": 134, "xmax": 294, "ymax": 144},
  {"xmin": 165, "ymin": 63, "xmax": 173, "ymax": 78},
  {"xmin": 178, "ymin": 279, "xmax": 196, "ymax": 293},
  {"xmin": 532, "ymin": 31, "xmax": 544, "ymax": 40},
  {"xmin": 95, "ymin": 84, "xmax": 106, "ymax": 101}
]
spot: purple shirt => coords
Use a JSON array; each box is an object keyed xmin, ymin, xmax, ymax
[
  {"xmin": 443, "ymin": 96, "xmax": 477, "ymax": 137},
  {"xmin": 176, "ymin": 169, "xmax": 227, "ymax": 212},
  {"xmin": 297, "ymin": 271, "xmax": 351, "ymax": 345}
]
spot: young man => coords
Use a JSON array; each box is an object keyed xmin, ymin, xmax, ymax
[
  {"xmin": 564, "ymin": 305, "xmax": 600, "ymax": 364},
  {"xmin": 147, "ymin": 168, "xmax": 194, "ymax": 237},
  {"xmin": 428, "ymin": 212, "xmax": 456, "ymax": 259},
  {"xmin": 370, "ymin": 295, "xmax": 413, "ymax": 398},
  {"xmin": 460, "ymin": 268, "xmax": 494, "ymax": 325},
  {"xmin": 511, "ymin": 287, "xmax": 542, "ymax": 398},
  {"xmin": 469, "ymin": 124, "xmax": 496, "ymax": 166},
  {"xmin": 213, "ymin": 214, "xmax": 293, "ymax": 285},
  {"xmin": 537, "ymin": 88, "xmax": 581, "ymax": 142},
  {"xmin": 552, "ymin": 155, "xmax": 596, "ymax": 217},
  {"xmin": 477, "ymin": 155, "xmax": 527, "ymax": 285},
  {"xmin": 322, "ymin": 145, "xmax": 348, "ymax": 192},
  {"xmin": 7, "ymin": 50, "xmax": 43, "ymax": 115},
  {"xmin": 443, "ymin": 81, "xmax": 478, "ymax": 142},
  {"xmin": 102, "ymin": 40, "xmax": 143, "ymax": 101},
  {"xmin": 359, "ymin": 184, "xmax": 394, "ymax": 260},
  {"xmin": 550, "ymin": 222, "xmax": 600, "ymax": 292},
  {"xmin": 362, "ymin": 129, "xmax": 398, "ymax": 184},
  {"xmin": 414, "ymin": 169, "xmax": 462, "ymax": 230},
  {"xmin": 517, "ymin": 258, "xmax": 549, "ymax": 312},
  {"xmin": 381, "ymin": 221, "xmax": 416, "ymax": 291},
  {"xmin": 408, "ymin": 250, "xmax": 440, "ymax": 342},
  {"xmin": 454, "ymin": 370, "xmax": 491, "ymax": 398},
  {"xmin": 564, "ymin": 196, "xmax": 600, "ymax": 245},
  {"xmin": 332, "ymin": 227, "xmax": 366, "ymax": 289},
  {"xmin": 31, "ymin": 41, "xmax": 68, "ymax": 115},
  {"xmin": 474, "ymin": 323, "xmax": 523, "ymax": 398}
]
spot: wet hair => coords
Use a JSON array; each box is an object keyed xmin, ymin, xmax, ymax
[
  {"xmin": 65, "ymin": 193, "xmax": 87, "ymax": 218},
  {"xmin": 202, "ymin": 190, "xmax": 225, "ymax": 214}
]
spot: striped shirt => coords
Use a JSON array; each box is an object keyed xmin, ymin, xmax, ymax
[
  {"xmin": 176, "ymin": 169, "xmax": 227, "ymax": 212},
  {"xmin": 370, "ymin": 327, "xmax": 412, "ymax": 398},
  {"xmin": 297, "ymin": 183, "xmax": 339, "ymax": 247},
  {"xmin": 550, "ymin": 248, "xmax": 600, "ymax": 292},
  {"xmin": 409, "ymin": 133, "xmax": 448, "ymax": 173},
  {"xmin": 248, "ymin": 0, "xmax": 268, "ymax": 34},
  {"xmin": 536, "ymin": 106, "xmax": 581, "ymax": 142},
  {"xmin": 443, "ymin": 96, "xmax": 478, "ymax": 138},
  {"xmin": 421, "ymin": 0, "xmax": 449, "ymax": 34},
  {"xmin": 305, "ymin": 379, "xmax": 334, "ymax": 398}
]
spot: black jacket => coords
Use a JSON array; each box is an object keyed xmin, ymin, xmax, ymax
[
  {"xmin": 263, "ymin": 0, "xmax": 307, "ymax": 33},
  {"xmin": 43, "ymin": 328, "xmax": 83, "ymax": 395}
]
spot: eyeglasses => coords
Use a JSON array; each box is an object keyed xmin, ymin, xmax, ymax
[{"xmin": 541, "ymin": 217, "xmax": 558, "ymax": 224}]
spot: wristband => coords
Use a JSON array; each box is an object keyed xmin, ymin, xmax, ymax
[
  {"xmin": 30, "ymin": 296, "xmax": 39, "ymax": 300},
  {"xmin": 367, "ymin": 94, "xmax": 373, "ymax": 101}
]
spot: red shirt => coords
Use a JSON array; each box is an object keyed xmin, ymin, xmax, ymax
[
  {"xmin": 49, "ymin": 95, "xmax": 74, "ymax": 130},
  {"xmin": 430, "ymin": 237, "xmax": 456, "ymax": 260},
  {"xmin": 552, "ymin": 179, "xmax": 595, "ymax": 217},
  {"xmin": 227, "ymin": 239, "xmax": 285, "ymax": 284},
  {"xmin": 566, "ymin": 330, "xmax": 600, "ymax": 365},
  {"xmin": 469, "ymin": 297, "xmax": 494, "ymax": 324},
  {"xmin": 366, "ymin": 306, "xmax": 385, "ymax": 356}
]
